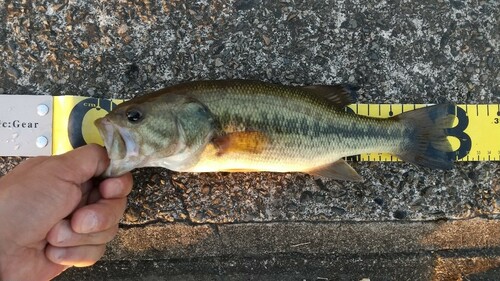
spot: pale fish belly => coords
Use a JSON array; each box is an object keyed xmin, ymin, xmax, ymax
[
  {"xmin": 185, "ymin": 125, "xmax": 405, "ymax": 173},
  {"xmin": 185, "ymin": 143, "xmax": 343, "ymax": 173},
  {"xmin": 186, "ymin": 145, "xmax": 312, "ymax": 173}
]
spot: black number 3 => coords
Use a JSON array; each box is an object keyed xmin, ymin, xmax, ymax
[{"xmin": 446, "ymin": 105, "xmax": 472, "ymax": 160}]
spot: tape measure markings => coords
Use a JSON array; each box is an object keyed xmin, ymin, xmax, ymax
[
  {"xmin": 54, "ymin": 99, "xmax": 497, "ymax": 162},
  {"xmin": 1, "ymin": 95, "xmax": 498, "ymax": 161},
  {"xmin": 346, "ymin": 104, "xmax": 500, "ymax": 162}
]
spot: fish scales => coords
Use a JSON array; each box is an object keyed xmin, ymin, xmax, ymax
[
  {"xmin": 178, "ymin": 81, "xmax": 407, "ymax": 172},
  {"xmin": 95, "ymin": 80, "xmax": 455, "ymax": 180}
]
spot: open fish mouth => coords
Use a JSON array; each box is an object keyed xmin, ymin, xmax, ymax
[
  {"xmin": 95, "ymin": 117, "xmax": 125, "ymax": 159},
  {"xmin": 95, "ymin": 117, "xmax": 140, "ymax": 177}
]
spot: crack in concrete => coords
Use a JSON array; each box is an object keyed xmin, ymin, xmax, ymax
[{"xmin": 170, "ymin": 177, "xmax": 195, "ymax": 223}]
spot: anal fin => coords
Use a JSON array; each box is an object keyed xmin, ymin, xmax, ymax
[{"xmin": 307, "ymin": 159, "xmax": 363, "ymax": 181}]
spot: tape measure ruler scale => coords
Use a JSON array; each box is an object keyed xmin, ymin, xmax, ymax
[{"xmin": 0, "ymin": 95, "xmax": 499, "ymax": 162}]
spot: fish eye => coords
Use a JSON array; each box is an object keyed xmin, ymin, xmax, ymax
[{"xmin": 126, "ymin": 108, "xmax": 143, "ymax": 123}]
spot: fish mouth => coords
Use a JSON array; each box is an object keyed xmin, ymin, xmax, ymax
[{"xmin": 95, "ymin": 117, "xmax": 140, "ymax": 177}]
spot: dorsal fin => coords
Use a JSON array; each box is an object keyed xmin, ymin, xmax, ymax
[{"xmin": 302, "ymin": 84, "xmax": 359, "ymax": 108}]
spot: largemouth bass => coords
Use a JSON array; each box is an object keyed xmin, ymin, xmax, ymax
[{"xmin": 95, "ymin": 80, "xmax": 455, "ymax": 180}]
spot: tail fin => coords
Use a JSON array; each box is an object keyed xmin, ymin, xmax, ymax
[{"xmin": 394, "ymin": 104, "xmax": 455, "ymax": 170}]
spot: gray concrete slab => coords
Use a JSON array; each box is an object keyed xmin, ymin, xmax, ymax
[
  {"xmin": 55, "ymin": 219, "xmax": 500, "ymax": 280},
  {"xmin": 1, "ymin": 0, "xmax": 499, "ymax": 279},
  {"xmin": 105, "ymin": 219, "xmax": 500, "ymax": 258}
]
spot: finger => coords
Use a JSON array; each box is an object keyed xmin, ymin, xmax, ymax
[
  {"xmin": 50, "ymin": 144, "xmax": 110, "ymax": 184},
  {"xmin": 47, "ymin": 219, "xmax": 118, "ymax": 247},
  {"xmin": 71, "ymin": 198, "xmax": 127, "ymax": 234},
  {"xmin": 99, "ymin": 172, "xmax": 134, "ymax": 199},
  {"xmin": 87, "ymin": 172, "xmax": 133, "ymax": 205},
  {"xmin": 46, "ymin": 244, "xmax": 106, "ymax": 267}
]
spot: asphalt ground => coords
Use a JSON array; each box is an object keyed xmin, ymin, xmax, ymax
[{"xmin": 1, "ymin": 0, "xmax": 499, "ymax": 280}]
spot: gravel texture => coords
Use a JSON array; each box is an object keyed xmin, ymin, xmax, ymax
[{"xmin": 1, "ymin": 0, "xmax": 499, "ymax": 279}]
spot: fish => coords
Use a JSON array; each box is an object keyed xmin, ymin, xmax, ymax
[{"xmin": 95, "ymin": 80, "xmax": 455, "ymax": 180}]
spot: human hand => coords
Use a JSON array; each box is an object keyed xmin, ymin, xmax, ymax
[{"xmin": 0, "ymin": 144, "xmax": 133, "ymax": 281}]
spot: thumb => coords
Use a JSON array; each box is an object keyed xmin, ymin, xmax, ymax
[
  {"xmin": 40, "ymin": 144, "xmax": 110, "ymax": 220},
  {"xmin": 0, "ymin": 145, "xmax": 110, "ymax": 233},
  {"xmin": 25, "ymin": 145, "xmax": 109, "ymax": 226},
  {"xmin": 49, "ymin": 144, "xmax": 110, "ymax": 185}
]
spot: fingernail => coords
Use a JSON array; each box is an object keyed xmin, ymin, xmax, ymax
[
  {"xmin": 107, "ymin": 180, "xmax": 121, "ymax": 197},
  {"xmin": 56, "ymin": 226, "xmax": 71, "ymax": 244},
  {"xmin": 81, "ymin": 212, "xmax": 98, "ymax": 233},
  {"xmin": 51, "ymin": 247, "xmax": 66, "ymax": 262}
]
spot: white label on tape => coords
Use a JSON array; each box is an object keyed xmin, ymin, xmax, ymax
[{"xmin": 0, "ymin": 95, "xmax": 53, "ymax": 156}]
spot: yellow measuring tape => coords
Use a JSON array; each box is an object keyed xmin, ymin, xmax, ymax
[
  {"xmin": 345, "ymin": 104, "xmax": 499, "ymax": 162},
  {"xmin": 52, "ymin": 96, "xmax": 500, "ymax": 162}
]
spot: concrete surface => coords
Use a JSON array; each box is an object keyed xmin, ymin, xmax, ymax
[
  {"xmin": 1, "ymin": 0, "xmax": 499, "ymax": 280},
  {"xmin": 58, "ymin": 219, "xmax": 500, "ymax": 280}
]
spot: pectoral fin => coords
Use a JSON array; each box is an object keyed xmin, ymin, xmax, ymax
[
  {"xmin": 307, "ymin": 159, "xmax": 363, "ymax": 181},
  {"xmin": 212, "ymin": 131, "xmax": 269, "ymax": 156}
]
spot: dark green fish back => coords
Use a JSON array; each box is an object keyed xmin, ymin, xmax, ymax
[{"xmin": 181, "ymin": 80, "xmax": 407, "ymax": 163}]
